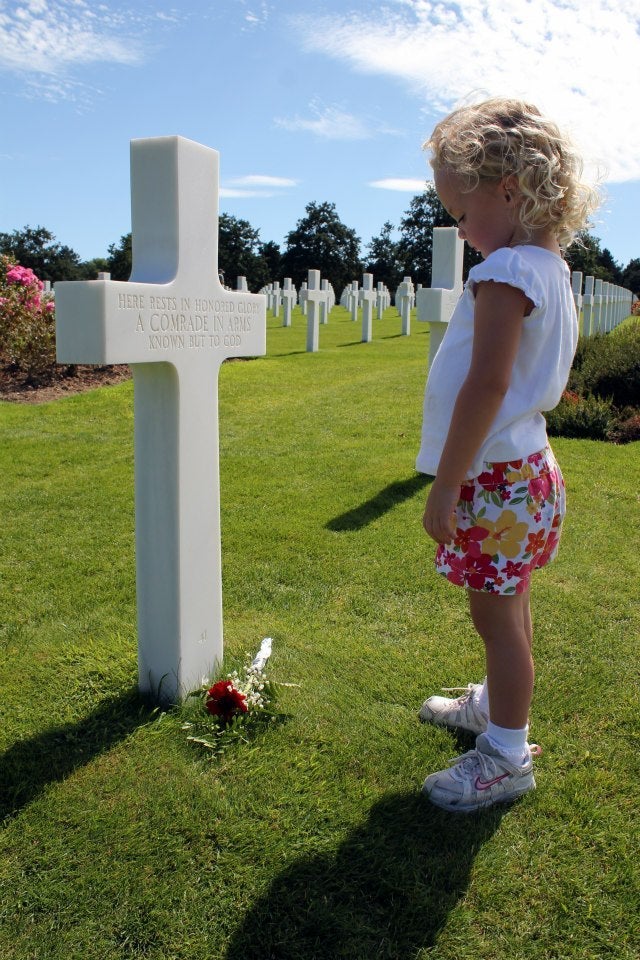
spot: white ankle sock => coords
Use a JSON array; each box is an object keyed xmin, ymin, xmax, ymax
[
  {"xmin": 485, "ymin": 720, "xmax": 529, "ymax": 765},
  {"xmin": 474, "ymin": 678, "xmax": 489, "ymax": 718}
]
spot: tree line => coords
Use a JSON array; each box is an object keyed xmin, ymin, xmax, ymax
[{"xmin": 2, "ymin": 186, "xmax": 638, "ymax": 297}]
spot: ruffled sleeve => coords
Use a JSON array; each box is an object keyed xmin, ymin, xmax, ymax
[{"xmin": 466, "ymin": 247, "xmax": 546, "ymax": 311}]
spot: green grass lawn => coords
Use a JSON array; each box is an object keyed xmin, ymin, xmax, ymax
[{"xmin": 1, "ymin": 306, "xmax": 638, "ymax": 959}]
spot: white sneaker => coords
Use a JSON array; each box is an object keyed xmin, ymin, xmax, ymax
[
  {"xmin": 419, "ymin": 684, "xmax": 487, "ymax": 735},
  {"xmin": 422, "ymin": 733, "xmax": 538, "ymax": 813}
]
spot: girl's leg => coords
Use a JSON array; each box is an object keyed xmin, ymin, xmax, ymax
[{"xmin": 468, "ymin": 587, "xmax": 533, "ymax": 729}]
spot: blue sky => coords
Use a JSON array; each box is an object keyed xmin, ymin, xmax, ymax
[{"xmin": 1, "ymin": 0, "xmax": 639, "ymax": 271}]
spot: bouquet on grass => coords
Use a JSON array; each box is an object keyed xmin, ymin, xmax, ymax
[{"xmin": 182, "ymin": 638, "xmax": 288, "ymax": 756}]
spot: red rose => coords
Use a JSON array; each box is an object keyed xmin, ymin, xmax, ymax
[{"xmin": 205, "ymin": 680, "xmax": 248, "ymax": 722}]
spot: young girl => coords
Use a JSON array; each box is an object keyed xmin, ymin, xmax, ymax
[{"xmin": 416, "ymin": 98, "xmax": 599, "ymax": 812}]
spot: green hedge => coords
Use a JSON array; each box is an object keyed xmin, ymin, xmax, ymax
[{"xmin": 547, "ymin": 321, "xmax": 640, "ymax": 443}]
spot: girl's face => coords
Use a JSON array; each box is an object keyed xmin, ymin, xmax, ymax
[{"xmin": 434, "ymin": 167, "xmax": 523, "ymax": 258}]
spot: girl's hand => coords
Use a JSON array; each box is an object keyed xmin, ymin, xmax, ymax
[{"xmin": 423, "ymin": 478, "xmax": 460, "ymax": 545}]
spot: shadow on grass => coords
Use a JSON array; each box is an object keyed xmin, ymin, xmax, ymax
[
  {"xmin": 225, "ymin": 791, "xmax": 504, "ymax": 960},
  {"xmin": 327, "ymin": 473, "xmax": 431, "ymax": 531},
  {"xmin": 0, "ymin": 687, "xmax": 156, "ymax": 824}
]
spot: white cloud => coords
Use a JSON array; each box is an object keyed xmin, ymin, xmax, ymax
[
  {"xmin": 291, "ymin": 0, "xmax": 640, "ymax": 182},
  {"xmin": 228, "ymin": 175, "xmax": 299, "ymax": 188},
  {"xmin": 240, "ymin": 0, "xmax": 271, "ymax": 30},
  {"xmin": 370, "ymin": 177, "xmax": 429, "ymax": 191},
  {"xmin": 219, "ymin": 188, "xmax": 275, "ymax": 198},
  {"xmin": 0, "ymin": 1, "xmax": 145, "ymax": 74},
  {"xmin": 275, "ymin": 101, "xmax": 374, "ymax": 140},
  {"xmin": 220, "ymin": 173, "xmax": 298, "ymax": 198},
  {"xmin": 0, "ymin": 0, "xmax": 181, "ymax": 101}
]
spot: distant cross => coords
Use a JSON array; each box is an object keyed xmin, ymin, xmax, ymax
[
  {"xmin": 281, "ymin": 277, "xmax": 296, "ymax": 327},
  {"xmin": 349, "ymin": 280, "xmax": 359, "ymax": 322},
  {"xmin": 359, "ymin": 273, "xmax": 376, "ymax": 342},
  {"xmin": 271, "ymin": 281, "xmax": 281, "ymax": 318},
  {"xmin": 55, "ymin": 136, "xmax": 266, "ymax": 703},
  {"xmin": 319, "ymin": 279, "xmax": 330, "ymax": 325},
  {"xmin": 376, "ymin": 281, "xmax": 385, "ymax": 320},
  {"xmin": 305, "ymin": 269, "xmax": 325, "ymax": 352},
  {"xmin": 396, "ymin": 276, "xmax": 414, "ymax": 336}
]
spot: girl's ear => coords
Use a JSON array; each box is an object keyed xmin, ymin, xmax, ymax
[{"xmin": 501, "ymin": 175, "xmax": 520, "ymax": 204}]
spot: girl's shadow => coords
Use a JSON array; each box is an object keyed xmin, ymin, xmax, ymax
[{"xmin": 224, "ymin": 790, "xmax": 504, "ymax": 959}]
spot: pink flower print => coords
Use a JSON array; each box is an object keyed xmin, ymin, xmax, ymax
[
  {"xmin": 527, "ymin": 451, "xmax": 544, "ymax": 466},
  {"xmin": 528, "ymin": 473, "xmax": 552, "ymax": 504}
]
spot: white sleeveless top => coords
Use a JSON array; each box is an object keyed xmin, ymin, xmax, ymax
[{"xmin": 415, "ymin": 245, "xmax": 577, "ymax": 479}]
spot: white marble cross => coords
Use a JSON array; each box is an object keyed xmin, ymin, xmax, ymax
[
  {"xmin": 396, "ymin": 276, "xmax": 414, "ymax": 336},
  {"xmin": 305, "ymin": 269, "xmax": 324, "ymax": 352},
  {"xmin": 360, "ymin": 273, "xmax": 376, "ymax": 342},
  {"xmin": 55, "ymin": 136, "xmax": 266, "ymax": 703},
  {"xmin": 281, "ymin": 277, "xmax": 296, "ymax": 327},
  {"xmin": 417, "ymin": 227, "xmax": 464, "ymax": 367},
  {"xmin": 349, "ymin": 280, "xmax": 359, "ymax": 322},
  {"xmin": 319, "ymin": 279, "xmax": 330, "ymax": 325}
]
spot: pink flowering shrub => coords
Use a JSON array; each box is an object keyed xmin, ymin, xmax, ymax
[{"xmin": 0, "ymin": 255, "xmax": 57, "ymax": 383}]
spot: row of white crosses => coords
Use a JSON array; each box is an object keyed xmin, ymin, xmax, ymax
[
  {"xmin": 418, "ymin": 228, "xmax": 637, "ymax": 370},
  {"xmin": 259, "ymin": 277, "xmax": 336, "ymax": 331},
  {"xmin": 340, "ymin": 278, "xmax": 392, "ymax": 324},
  {"xmin": 570, "ymin": 272, "xmax": 634, "ymax": 337}
]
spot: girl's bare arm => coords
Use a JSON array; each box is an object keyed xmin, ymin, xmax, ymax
[{"xmin": 423, "ymin": 280, "xmax": 531, "ymax": 545}]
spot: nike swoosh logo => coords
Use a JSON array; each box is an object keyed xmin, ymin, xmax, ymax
[{"xmin": 475, "ymin": 773, "xmax": 510, "ymax": 791}]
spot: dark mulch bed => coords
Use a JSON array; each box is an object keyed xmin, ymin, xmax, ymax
[{"xmin": 0, "ymin": 364, "xmax": 131, "ymax": 404}]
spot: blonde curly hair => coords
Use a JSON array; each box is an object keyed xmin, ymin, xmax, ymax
[{"xmin": 424, "ymin": 98, "xmax": 600, "ymax": 249}]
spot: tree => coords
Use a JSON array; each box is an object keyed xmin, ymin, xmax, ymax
[
  {"xmin": 0, "ymin": 225, "xmax": 84, "ymax": 282},
  {"xmin": 107, "ymin": 233, "xmax": 132, "ymax": 281},
  {"xmin": 396, "ymin": 185, "xmax": 481, "ymax": 286},
  {"xmin": 598, "ymin": 247, "xmax": 623, "ymax": 285},
  {"xmin": 80, "ymin": 257, "xmax": 110, "ymax": 280},
  {"xmin": 364, "ymin": 221, "xmax": 403, "ymax": 292},
  {"xmin": 622, "ymin": 258, "xmax": 640, "ymax": 296},
  {"xmin": 565, "ymin": 232, "xmax": 623, "ymax": 284},
  {"xmin": 258, "ymin": 240, "xmax": 282, "ymax": 285},
  {"xmin": 280, "ymin": 201, "xmax": 361, "ymax": 295},
  {"xmin": 217, "ymin": 213, "xmax": 265, "ymax": 289}
]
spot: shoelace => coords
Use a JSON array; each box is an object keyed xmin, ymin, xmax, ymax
[
  {"xmin": 448, "ymin": 743, "xmax": 542, "ymax": 782},
  {"xmin": 448, "ymin": 746, "xmax": 496, "ymax": 782},
  {"xmin": 440, "ymin": 684, "xmax": 478, "ymax": 706}
]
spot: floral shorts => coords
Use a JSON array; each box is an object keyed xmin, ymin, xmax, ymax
[{"xmin": 435, "ymin": 447, "xmax": 566, "ymax": 595}]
